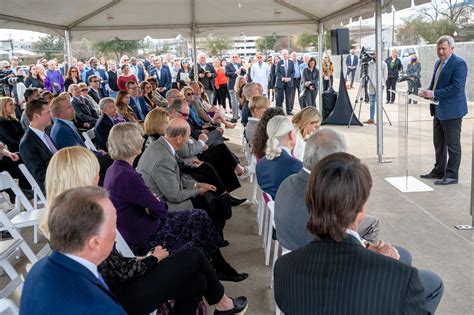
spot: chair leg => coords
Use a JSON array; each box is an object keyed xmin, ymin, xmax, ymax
[
  {"xmin": 271, "ymin": 240, "xmax": 280, "ymax": 289},
  {"xmin": 264, "ymin": 211, "xmax": 274, "ymax": 266}
]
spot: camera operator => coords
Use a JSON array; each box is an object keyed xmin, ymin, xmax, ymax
[{"xmin": 365, "ymin": 50, "xmax": 387, "ymax": 125}]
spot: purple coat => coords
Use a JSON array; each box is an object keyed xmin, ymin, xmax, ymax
[
  {"xmin": 104, "ymin": 160, "xmax": 168, "ymax": 246},
  {"xmin": 44, "ymin": 69, "xmax": 65, "ymax": 93}
]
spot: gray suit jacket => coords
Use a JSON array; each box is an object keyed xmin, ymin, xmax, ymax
[
  {"xmin": 176, "ymin": 139, "xmax": 205, "ymax": 160},
  {"xmin": 137, "ymin": 137, "xmax": 198, "ymax": 211}
]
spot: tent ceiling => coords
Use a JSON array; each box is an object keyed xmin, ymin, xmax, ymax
[{"xmin": 0, "ymin": 0, "xmax": 430, "ymax": 40}]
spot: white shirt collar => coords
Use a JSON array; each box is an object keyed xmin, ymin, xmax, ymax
[
  {"xmin": 281, "ymin": 146, "xmax": 292, "ymax": 156},
  {"xmin": 162, "ymin": 137, "xmax": 176, "ymax": 156},
  {"xmin": 248, "ymin": 117, "xmax": 260, "ymax": 122},
  {"xmin": 64, "ymin": 253, "xmax": 100, "ymax": 279},
  {"xmin": 345, "ymin": 228, "xmax": 365, "ymax": 246},
  {"xmin": 302, "ymin": 167, "xmax": 311, "ymax": 174},
  {"xmin": 29, "ymin": 125, "xmax": 45, "ymax": 138}
]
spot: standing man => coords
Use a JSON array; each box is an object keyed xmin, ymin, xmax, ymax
[
  {"xmin": 275, "ymin": 50, "xmax": 295, "ymax": 115},
  {"xmin": 346, "ymin": 49, "xmax": 359, "ymax": 89},
  {"xmin": 419, "ymin": 35, "xmax": 468, "ymax": 185},
  {"xmin": 84, "ymin": 57, "xmax": 109, "ymax": 97},
  {"xmin": 385, "ymin": 49, "xmax": 403, "ymax": 104},
  {"xmin": 149, "ymin": 57, "xmax": 171, "ymax": 97},
  {"xmin": 250, "ymin": 52, "xmax": 270, "ymax": 97},
  {"xmin": 225, "ymin": 53, "xmax": 246, "ymax": 123},
  {"xmin": 289, "ymin": 52, "xmax": 303, "ymax": 113},
  {"xmin": 190, "ymin": 52, "xmax": 216, "ymax": 104}
]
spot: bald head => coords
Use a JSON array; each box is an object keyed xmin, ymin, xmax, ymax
[{"xmin": 165, "ymin": 118, "xmax": 190, "ymax": 139}]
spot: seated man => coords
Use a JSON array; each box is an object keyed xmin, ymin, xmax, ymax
[
  {"xmin": 241, "ymin": 82, "xmax": 263, "ymax": 127},
  {"xmin": 275, "ymin": 128, "xmax": 380, "ymax": 250},
  {"xmin": 20, "ymin": 187, "xmax": 127, "ymax": 314},
  {"xmin": 20, "ymin": 87, "xmax": 41, "ymax": 131},
  {"xmin": 126, "ymin": 80, "xmax": 150, "ymax": 121},
  {"xmin": 70, "ymin": 83, "xmax": 98, "ymax": 128},
  {"xmin": 274, "ymin": 152, "xmax": 443, "ymax": 315},
  {"xmin": 255, "ymin": 116, "xmax": 302, "ymax": 200},
  {"xmin": 95, "ymin": 98, "xmax": 118, "ymax": 151},
  {"xmin": 137, "ymin": 118, "xmax": 233, "ymax": 239},
  {"xmin": 19, "ymin": 100, "xmax": 56, "ymax": 192}
]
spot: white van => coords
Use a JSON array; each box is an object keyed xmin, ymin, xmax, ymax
[{"xmin": 389, "ymin": 46, "xmax": 419, "ymax": 69}]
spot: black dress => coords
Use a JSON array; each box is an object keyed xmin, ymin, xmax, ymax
[{"xmin": 0, "ymin": 117, "xmax": 29, "ymax": 188}]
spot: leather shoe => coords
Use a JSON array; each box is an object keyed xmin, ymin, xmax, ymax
[
  {"xmin": 214, "ymin": 296, "xmax": 248, "ymax": 315},
  {"xmin": 219, "ymin": 240, "xmax": 230, "ymax": 247},
  {"xmin": 434, "ymin": 178, "xmax": 458, "ymax": 185},
  {"xmin": 217, "ymin": 271, "xmax": 249, "ymax": 282},
  {"xmin": 224, "ymin": 194, "xmax": 248, "ymax": 206},
  {"xmin": 420, "ymin": 173, "xmax": 443, "ymax": 179}
]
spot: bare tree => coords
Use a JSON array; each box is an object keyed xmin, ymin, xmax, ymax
[{"xmin": 416, "ymin": 0, "xmax": 470, "ymax": 25}]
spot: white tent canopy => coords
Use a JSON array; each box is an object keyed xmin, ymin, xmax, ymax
[{"xmin": 0, "ymin": 0, "xmax": 429, "ymax": 40}]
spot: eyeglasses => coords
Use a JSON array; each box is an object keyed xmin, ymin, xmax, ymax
[
  {"xmin": 186, "ymin": 92, "xmax": 195, "ymax": 96},
  {"xmin": 91, "ymin": 80, "xmax": 99, "ymax": 83},
  {"xmin": 123, "ymin": 59, "xmax": 129, "ymax": 61},
  {"xmin": 81, "ymin": 89, "xmax": 88, "ymax": 92},
  {"xmin": 176, "ymin": 110, "xmax": 189, "ymax": 118}
]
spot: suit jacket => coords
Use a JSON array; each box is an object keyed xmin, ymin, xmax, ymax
[
  {"xmin": 130, "ymin": 64, "xmax": 146, "ymax": 82},
  {"xmin": 137, "ymin": 137, "xmax": 199, "ymax": 211},
  {"xmin": 149, "ymin": 67, "xmax": 172, "ymax": 93},
  {"xmin": 88, "ymin": 88, "xmax": 105, "ymax": 104},
  {"xmin": 71, "ymin": 96, "xmax": 99, "ymax": 126},
  {"xmin": 225, "ymin": 63, "xmax": 246, "ymax": 90},
  {"xmin": 19, "ymin": 128, "xmax": 54, "ymax": 192},
  {"xmin": 256, "ymin": 149, "xmax": 302, "ymax": 200},
  {"xmin": 84, "ymin": 68, "xmax": 109, "ymax": 96},
  {"xmin": 275, "ymin": 59, "xmax": 295, "ymax": 88},
  {"xmin": 302, "ymin": 67, "xmax": 320, "ymax": 91},
  {"xmin": 50, "ymin": 118, "xmax": 86, "ymax": 150},
  {"xmin": 95, "ymin": 114, "xmax": 115, "ymax": 151},
  {"xmin": 129, "ymin": 96, "xmax": 151, "ymax": 121},
  {"xmin": 428, "ymin": 53, "xmax": 468, "ymax": 120},
  {"xmin": 20, "ymin": 251, "xmax": 126, "ymax": 315},
  {"xmin": 274, "ymin": 235, "xmax": 427, "ymax": 315},
  {"xmin": 190, "ymin": 63, "xmax": 217, "ymax": 90},
  {"xmin": 346, "ymin": 54, "xmax": 359, "ymax": 67}
]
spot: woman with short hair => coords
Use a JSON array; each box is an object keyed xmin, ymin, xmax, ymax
[
  {"xmin": 301, "ymin": 57, "xmax": 319, "ymax": 107},
  {"xmin": 143, "ymin": 108, "xmax": 169, "ymax": 148},
  {"xmin": 245, "ymin": 95, "xmax": 270, "ymax": 144},
  {"xmin": 291, "ymin": 107, "xmax": 322, "ymax": 161},
  {"xmin": 43, "ymin": 146, "xmax": 248, "ymax": 315}
]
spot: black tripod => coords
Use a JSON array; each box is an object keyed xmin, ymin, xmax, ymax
[{"xmin": 348, "ymin": 70, "xmax": 392, "ymax": 127}]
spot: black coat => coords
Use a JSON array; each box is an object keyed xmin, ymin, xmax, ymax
[{"xmin": 0, "ymin": 117, "xmax": 24, "ymax": 152}]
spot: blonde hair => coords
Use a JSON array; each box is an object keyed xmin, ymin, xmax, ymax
[
  {"xmin": 108, "ymin": 122, "xmax": 144, "ymax": 160},
  {"xmin": 43, "ymin": 147, "xmax": 100, "ymax": 236},
  {"xmin": 0, "ymin": 97, "xmax": 17, "ymax": 120},
  {"xmin": 143, "ymin": 108, "xmax": 169, "ymax": 136},
  {"xmin": 292, "ymin": 107, "xmax": 322, "ymax": 138},
  {"xmin": 49, "ymin": 94, "xmax": 70, "ymax": 117},
  {"xmin": 248, "ymin": 96, "xmax": 269, "ymax": 115},
  {"xmin": 265, "ymin": 116, "xmax": 294, "ymax": 160}
]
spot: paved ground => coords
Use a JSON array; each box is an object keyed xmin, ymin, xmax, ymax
[{"xmin": 2, "ymin": 80, "xmax": 473, "ymax": 314}]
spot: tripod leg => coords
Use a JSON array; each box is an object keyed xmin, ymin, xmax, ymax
[{"xmin": 382, "ymin": 106, "xmax": 392, "ymax": 126}]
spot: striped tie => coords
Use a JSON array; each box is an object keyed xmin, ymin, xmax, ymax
[{"xmin": 432, "ymin": 61, "xmax": 444, "ymax": 91}]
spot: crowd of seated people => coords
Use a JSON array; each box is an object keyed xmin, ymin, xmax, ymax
[{"xmin": 0, "ymin": 52, "xmax": 445, "ymax": 314}]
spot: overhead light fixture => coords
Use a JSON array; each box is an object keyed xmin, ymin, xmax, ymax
[{"xmin": 238, "ymin": 2, "xmax": 242, "ymax": 8}]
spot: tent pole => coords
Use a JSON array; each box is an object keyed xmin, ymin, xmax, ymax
[
  {"xmin": 375, "ymin": 0, "xmax": 384, "ymax": 162},
  {"xmin": 318, "ymin": 22, "xmax": 324, "ymax": 113},
  {"xmin": 65, "ymin": 29, "xmax": 73, "ymax": 69},
  {"xmin": 192, "ymin": 32, "xmax": 197, "ymax": 78}
]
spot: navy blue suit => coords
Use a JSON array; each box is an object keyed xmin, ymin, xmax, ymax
[
  {"xmin": 19, "ymin": 128, "xmax": 54, "ymax": 192},
  {"xmin": 129, "ymin": 96, "xmax": 151, "ymax": 121},
  {"xmin": 256, "ymin": 149, "xmax": 302, "ymax": 200},
  {"xmin": 130, "ymin": 64, "xmax": 146, "ymax": 82},
  {"xmin": 50, "ymin": 119, "xmax": 86, "ymax": 150},
  {"xmin": 275, "ymin": 59, "xmax": 295, "ymax": 113},
  {"xmin": 95, "ymin": 114, "xmax": 115, "ymax": 151},
  {"xmin": 20, "ymin": 251, "xmax": 126, "ymax": 315},
  {"xmin": 85, "ymin": 68, "xmax": 109, "ymax": 96},
  {"xmin": 149, "ymin": 67, "xmax": 171, "ymax": 96},
  {"xmin": 224, "ymin": 63, "xmax": 246, "ymax": 90},
  {"xmin": 428, "ymin": 53, "xmax": 468, "ymax": 180}
]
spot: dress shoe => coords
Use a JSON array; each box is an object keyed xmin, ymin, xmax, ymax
[
  {"xmin": 230, "ymin": 118, "xmax": 238, "ymax": 123},
  {"xmin": 223, "ymin": 136, "xmax": 230, "ymax": 141},
  {"xmin": 217, "ymin": 271, "xmax": 249, "ymax": 282},
  {"xmin": 214, "ymin": 296, "xmax": 248, "ymax": 315},
  {"xmin": 434, "ymin": 178, "xmax": 458, "ymax": 185},
  {"xmin": 420, "ymin": 173, "xmax": 443, "ymax": 179},
  {"xmin": 364, "ymin": 119, "xmax": 375, "ymax": 125},
  {"xmin": 287, "ymin": 112, "xmax": 294, "ymax": 116},
  {"xmin": 224, "ymin": 194, "xmax": 248, "ymax": 206},
  {"xmin": 219, "ymin": 240, "xmax": 230, "ymax": 247}
]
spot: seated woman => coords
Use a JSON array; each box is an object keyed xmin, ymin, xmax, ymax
[
  {"xmin": 245, "ymin": 95, "xmax": 269, "ymax": 144},
  {"xmin": 274, "ymin": 152, "xmax": 443, "ymax": 315},
  {"xmin": 291, "ymin": 107, "xmax": 322, "ymax": 161},
  {"xmin": 251, "ymin": 107, "xmax": 286, "ymax": 159},
  {"xmin": 192, "ymin": 82, "xmax": 236, "ymax": 129},
  {"xmin": 255, "ymin": 116, "xmax": 302, "ymax": 200},
  {"xmin": 146, "ymin": 77, "xmax": 168, "ymax": 108},
  {"xmin": 77, "ymin": 82, "xmax": 100, "ymax": 114},
  {"xmin": 43, "ymin": 146, "xmax": 248, "ymax": 315},
  {"xmin": 143, "ymin": 107, "xmax": 168, "ymax": 148},
  {"xmin": 115, "ymin": 90, "xmax": 139, "ymax": 124},
  {"xmin": 105, "ymin": 123, "xmax": 248, "ymax": 282},
  {"xmin": 139, "ymin": 80, "xmax": 157, "ymax": 109}
]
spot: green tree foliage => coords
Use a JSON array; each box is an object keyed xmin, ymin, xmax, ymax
[
  {"xmin": 256, "ymin": 33, "xmax": 280, "ymax": 53},
  {"xmin": 297, "ymin": 32, "xmax": 318, "ymax": 50},
  {"xmin": 92, "ymin": 38, "xmax": 141, "ymax": 60},
  {"xmin": 397, "ymin": 15, "xmax": 458, "ymax": 44},
  {"xmin": 32, "ymin": 35, "xmax": 65, "ymax": 60},
  {"xmin": 206, "ymin": 37, "xmax": 230, "ymax": 56}
]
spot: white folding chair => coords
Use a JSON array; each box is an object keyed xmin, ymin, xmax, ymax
[
  {"xmin": 0, "ymin": 298, "xmax": 19, "ymax": 315},
  {"xmin": 82, "ymin": 131, "xmax": 97, "ymax": 151},
  {"xmin": 18, "ymin": 164, "xmax": 47, "ymax": 210},
  {"xmin": 262, "ymin": 192, "xmax": 275, "ymax": 266},
  {"xmin": 115, "ymin": 229, "xmax": 134, "ymax": 258},
  {"xmin": 0, "ymin": 238, "xmax": 24, "ymax": 299}
]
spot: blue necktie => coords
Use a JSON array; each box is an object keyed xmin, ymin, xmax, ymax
[{"xmin": 98, "ymin": 273, "xmax": 110, "ymax": 291}]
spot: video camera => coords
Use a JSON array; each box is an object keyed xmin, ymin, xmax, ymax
[
  {"xmin": 397, "ymin": 74, "xmax": 415, "ymax": 83},
  {"xmin": 359, "ymin": 47, "xmax": 374, "ymax": 77}
]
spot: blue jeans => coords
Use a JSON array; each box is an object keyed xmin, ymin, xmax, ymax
[{"xmin": 369, "ymin": 93, "xmax": 376, "ymax": 121}]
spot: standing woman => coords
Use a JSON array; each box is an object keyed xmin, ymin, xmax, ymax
[
  {"xmin": 35, "ymin": 64, "xmax": 47, "ymax": 83},
  {"xmin": 268, "ymin": 55, "xmax": 280, "ymax": 102},
  {"xmin": 322, "ymin": 55, "xmax": 334, "ymax": 92},
  {"xmin": 213, "ymin": 57, "xmax": 226, "ymax": 108},
  {"xmin": 234, "ymin": 76, "xmax": 247, "ymax": 109},
  {"xmin": 291, "ymin": 107, "xmax": 322, "ymax": 161},
  {"xmin": 24, "ymin": 65, "xmax": 44, "ymax": 89},
  {"xmin": 98, "ymin": 56, "xmax": 108, "ymax": 70},
  {"xmin": 64, "ymin": 66, "xmax": 83, "ymax": 92},
  {"xmin": 301, "ymin": 57, "xmax": 320, "ymax": 108},
  {"xmin": 117, "ymin": 64, "xmax": 138, "ymax": 91},
  {"xmin": 406, "ymin": 55, "xmax": 421, "ymax": 104},
  {"xmin": 177, "ymin": 59, "xmax": 192, "ymax": 89}
]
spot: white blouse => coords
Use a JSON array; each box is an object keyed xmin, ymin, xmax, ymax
[{"xmin": 293, "ymin": 130, "xmax": 306, "ymax": 162}]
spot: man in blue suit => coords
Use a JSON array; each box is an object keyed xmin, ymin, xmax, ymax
[
  {"xmin": 20, "ymin": 186, "xmax": 127, "ymax": 315},
  {"xmin": 419, "ymin": 35, "xmax": 468, "ymax": 185},
  {"xmin": 126, "ymin": 81, "xmax": 151, "ymax": 121},
  {"xmin": 84, "ymin": 57, "xmax": 109, "ymax": 97},
  {"xmin": 346, "ymin": 48, "xmax": 359, "ymax": 88},
  {"xmin": 275, "ymin": 49, "xmax": 295, "ymax": 115},
  {"xmin": 149, "ymin": 57, "xmax": 171, "ymax": 97},
  {"xmin": 225, "ymin": 53, "xmax": 247, "ymax": 122},
  {"xmin": 129, "ymin": 57, "xmax": 146, "ymax": 82},
  {"xmin": 256, "ymin": 116, "xmax": 302, "ymax": 199}
]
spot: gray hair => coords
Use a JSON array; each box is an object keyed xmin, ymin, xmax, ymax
[
  {"xmin": 165, "ymin": 124, "xmax": 188, "ymax": 138},
  {"xmin": 303, "ymin": 128, "xmax": 347, "ymax": 170},
  {"xmin": 265, "ymin": 116, "xmax": 294, "ymax": 160},
  {"xmin": 243, "ymin": 82, "xmax": 259, "ymax": 98},
  {"xmin": 436, "ymin": 35, "xmax": 455, "ymax": 47},
  {"xmin": 99, "ymin": 97, "xmax": 115, "ymax": 111},
  {"xmin": 168, "ymin": 98, "xmax": 186, "ymax": 114}
]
